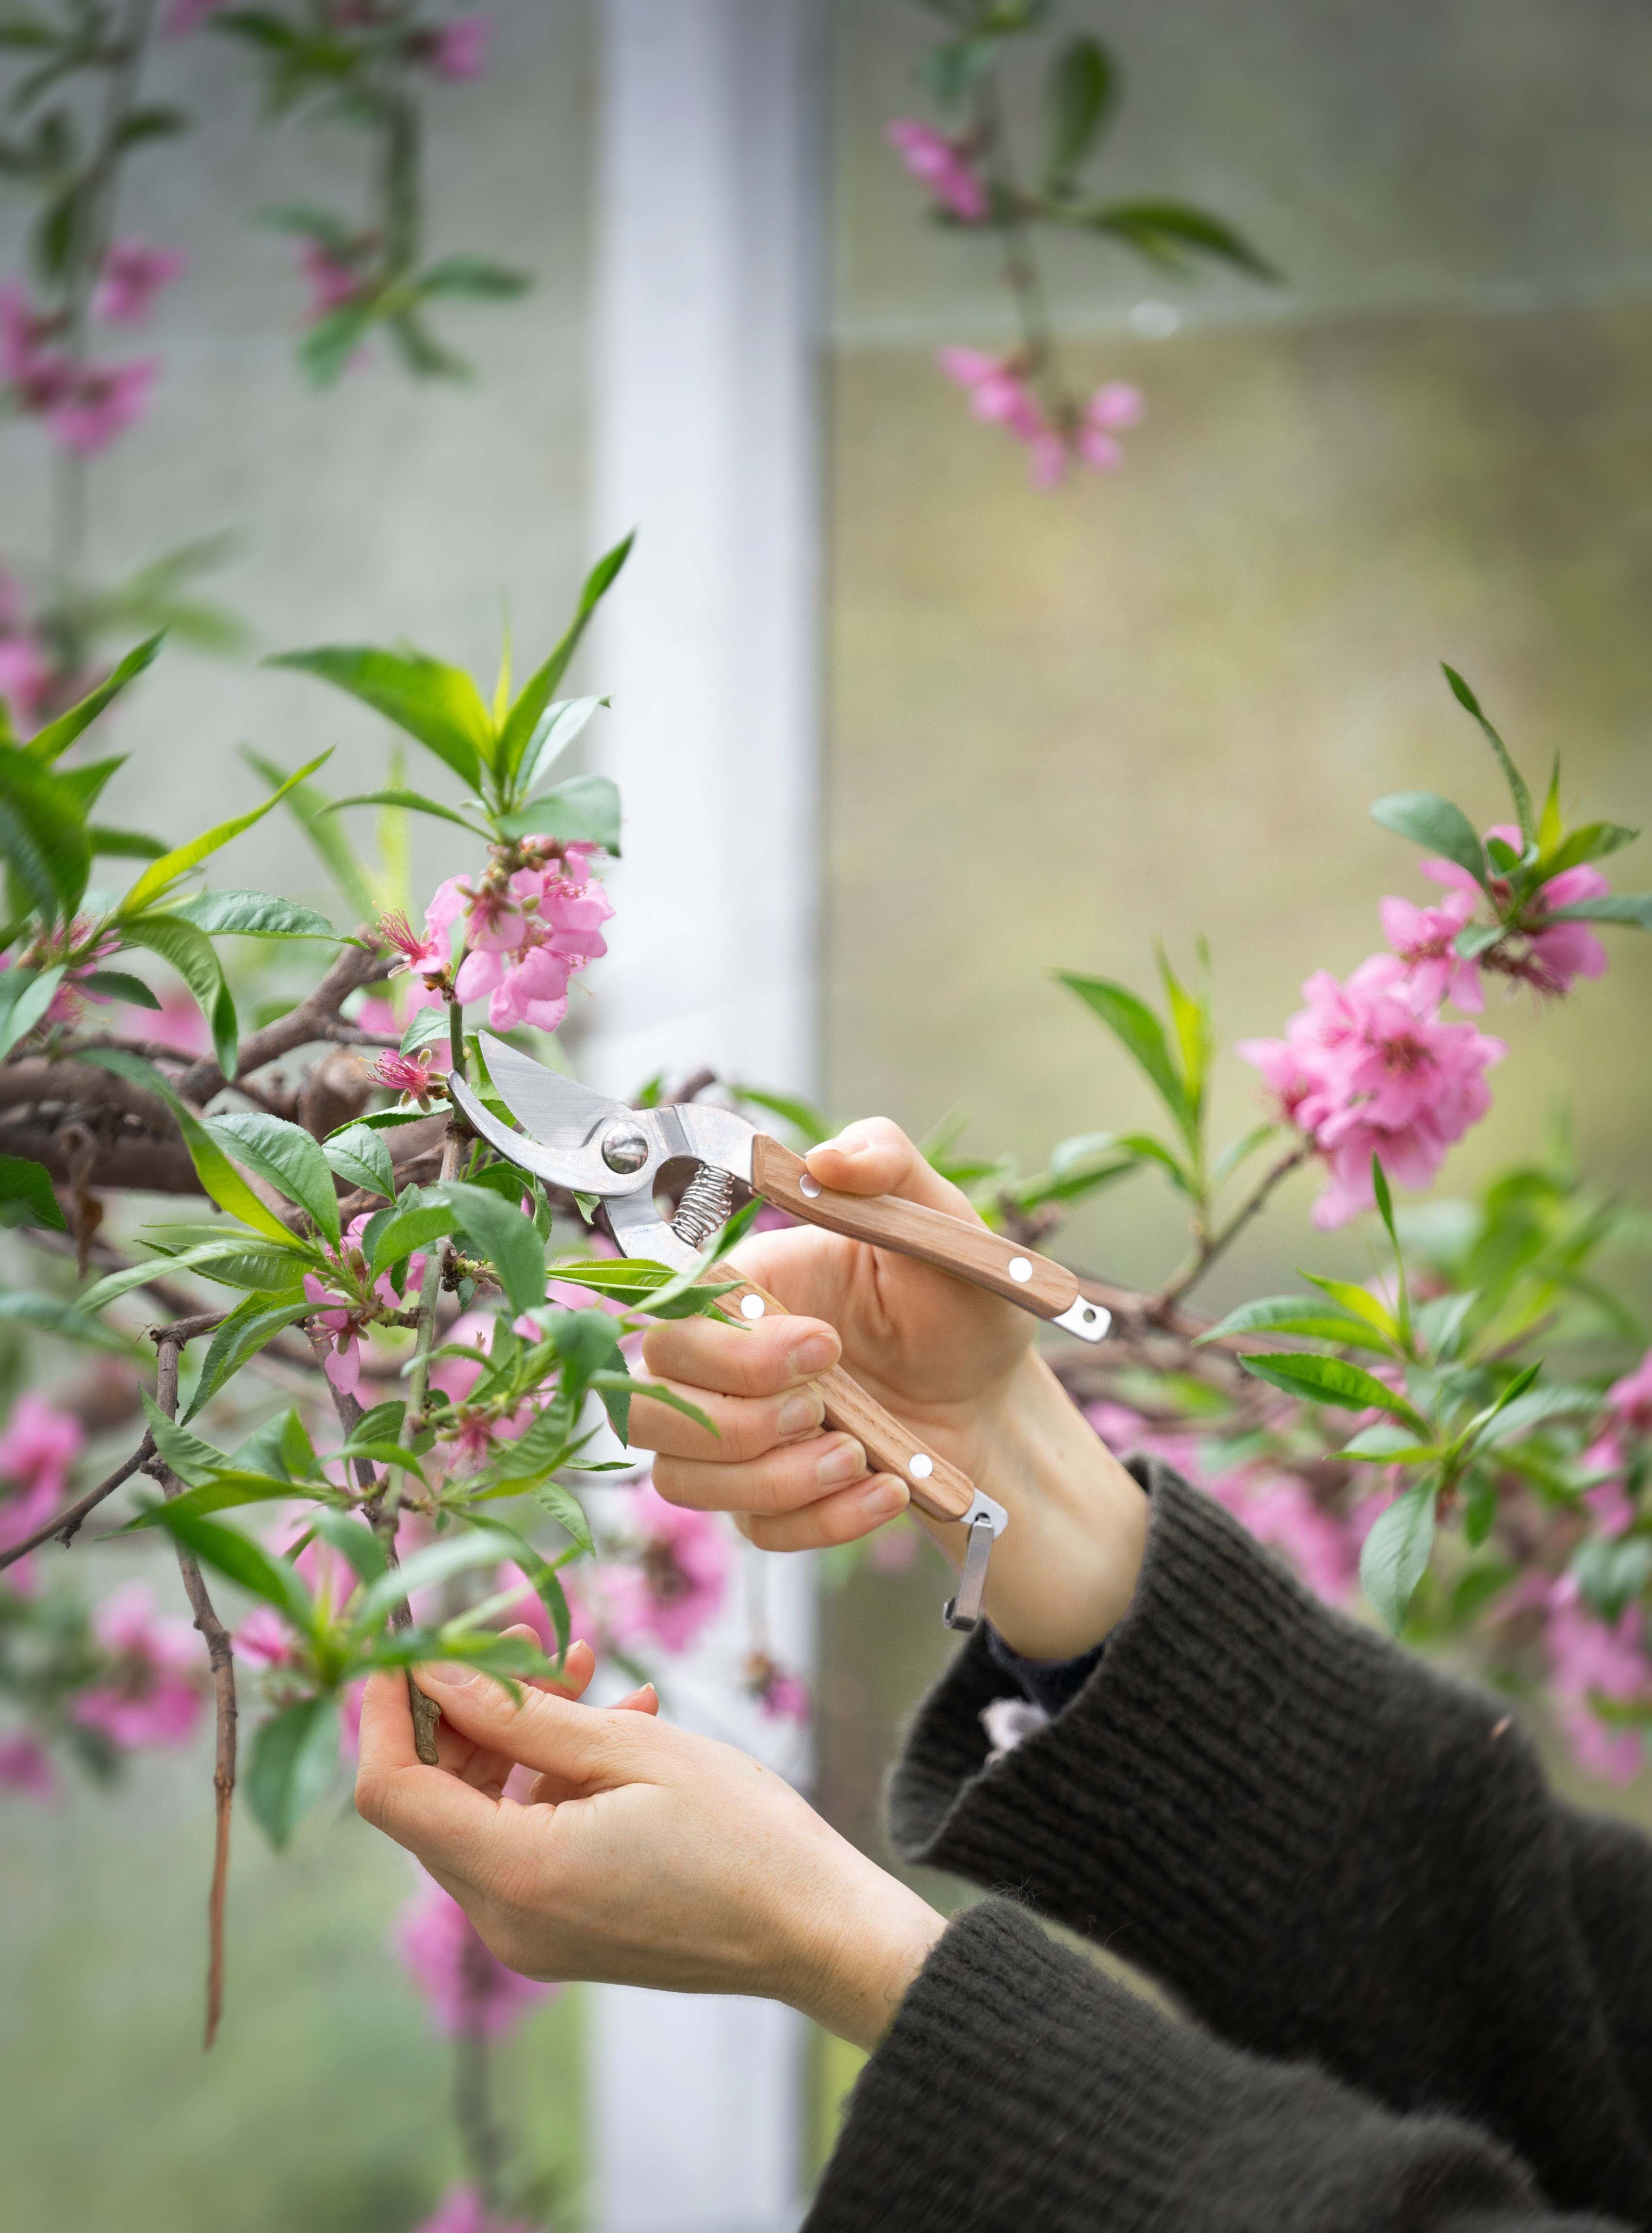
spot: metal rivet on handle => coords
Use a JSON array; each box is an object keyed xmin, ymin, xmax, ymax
[
  {"xmin": 740, "ymin": 1294, "xmax": 765, "ymax": 1320},
  {"xmin": 1008, "ymin": 1256, "xmax": 1032, "ymax": 1282},
  {"xmin": 799, "ymin": 1173, "xmax": 822, "ymax": 1199},
  {"xmin": 908, "ymin": 1453, "xmax": 933, "ymax": 1479}
]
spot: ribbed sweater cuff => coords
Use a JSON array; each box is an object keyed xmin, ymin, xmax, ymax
[{"xmin": 805, "ymin": 1901, "xmax": 1536, "ymax": 2233}]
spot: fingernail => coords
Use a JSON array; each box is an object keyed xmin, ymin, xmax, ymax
[
  {"xmin": 817, "ymin": 1436, "xmax": 866, "ymax": 1488},
  {"xmin": 779, "ymin": 1390, "xmax": 825, "ymax": 1439},
  {"xmin": 862, "ymin": 1477, "xmax": 909, "ymax": 1521},
  {"xmin": 415, "ymin": 1662, "xmax": 476, "ymax": 1693},
  {"xmin": 789, "ymin": 1332, "xmax": 835, "ymax": 1377}
]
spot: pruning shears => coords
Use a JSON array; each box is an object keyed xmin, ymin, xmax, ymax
[{"xmin": 449, "ymin": 1034, "xmax": 1111, "ymax": 1629}]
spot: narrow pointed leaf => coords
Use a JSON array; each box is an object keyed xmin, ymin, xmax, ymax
[
  {"xmin": 1238, "ymin": 1350, "xmax": 1429, "ymax": 1435},
  {"xmin": 25, "ymin": 633, "xmax": 163, "ymax": 763},
  {"xmin": 203, "ymin": 1110, "xmax": 342, "ymax": 1243},
  {"xmin": 116, "ymin": 751, "xmax": 331, "ymax": 916},
  {"xmin": 497, "ymin": 534, "xmax": 634, "ymax": 788},
  {"xmin": 1370, "ymin": 791, "xmax": 1489, "ymax": 887},
  {"xmin": 246, "ymin": 1695, "xmax": 339, "ymax": 1848},
  {"xmin": 268, "ymin": 647, "xmax": 491, "ymax": 788},
  {"xmin": 1441, "ymin": 666, "xmax": 1534, "ymax": 842},
  {"xmin": 184, "ymin": 1296, "xmax": 317, "ymax": 1419},
  {"xmin": 172, "ymin": 889, "xmax": 340, "ymax": 940},
  {"xmin": 1195, "ymin": 1295, "xmax": 1395, "ymax": 1352},
  {"xmin": 116, "ymin": 913, "xmax": 239, "ymax": 1077},
  {"xmin": 1360, "ymin": 1480, "xmax": 1437, "ymax": 1633},
  {"xmin": 1054, "ymin": 971, "xmax": 1189, "ymax": 1137}
]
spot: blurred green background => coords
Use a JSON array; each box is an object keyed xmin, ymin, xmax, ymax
[{"xmin": 7, "ymin": 0, "xmax": 1652, "ymax": 2225}]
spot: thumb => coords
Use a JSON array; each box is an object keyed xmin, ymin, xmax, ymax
[
  {"xmin": 804, "ymin": 1115, "xmax": 978, "ymax": 1222},
  {"xmin": 415, "ymin": 1660, "xmax": 660, "ymax": 1785}
]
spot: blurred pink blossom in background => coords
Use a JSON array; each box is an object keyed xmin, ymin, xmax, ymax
[
  {"xmin": 71, "ymin": 1582, "xmax": 205, "ymax": 1751},
  {"xmin": 298, "ymin": 239, "xmax": 368, "ymax": 320},
  {"xmin": 45, "ymin": 357, "xmax": 159, "ymax": 455},
  {"xmin": 162, "ymin": 0, "xmax": 227, "ymax": 31},
  {"xmin": 603, "ymin": 1482, "xmax": 731, "ymax": 1655},
  {"xmin": 0, "ymin": 1733, "xmax": 56, "ymax": 1800},
  {"xmin": 93, "ymin": 239, "xmax": 186, "ymax": 325},
  {"xmin": 937, "ymin": 349, "xmax": 1141, "ymax": 486},
  {"xmin": 885, "ymin": 118, "xmax": 987, "ymax": 222},
  {"xmin": 0, "ymin": 571, "xmax": 54, "ymax": 728},
  {"xmin": 0, "ymin": 1395, "xmax": 84, "ymax": 1583},
  {"xmin": 410, "ymin": 2186, "xmax": 533, "ymax": 2233},
  {"xmin": 396, "ymin": 1873, "xmax": 557, "ymax": 2037},
  {"xmin": 424, "ymin": 13, "xmax": 492, "ymax": 81},
  {"xmin": 1544, "ymin": 1582, "xmax": 1650, "ymax": 1784}
]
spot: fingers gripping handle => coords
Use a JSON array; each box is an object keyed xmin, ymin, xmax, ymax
[
  {"xmin": 695, "ymin": 1265, "xmax": 1005, "ymax": 1624},
  {"xmin": 750, "ymin": 1136, "xmax": 1110, "ymax": 1343}
]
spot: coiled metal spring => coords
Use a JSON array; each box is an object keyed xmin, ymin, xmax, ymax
[{"xmin": 672, "ymin": 1163, "xmax": 735, "ymax": 1250}]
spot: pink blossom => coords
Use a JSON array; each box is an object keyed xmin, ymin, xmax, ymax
[
  {"xmin": 866, "ymin": 1519, "xmax": 919, "ymax": 1573},
  {"xmin": 746, "ymin": 1655, "xmax": 810, "ymax": 1724},
  {"xmin": 602, "ymin": 1482, "xmax": 730, "ymax": 1655},
  {"xmin": 1074, "ymin": 381, "xmax": 1144, "ymax": 472},
  {"xmin": 375, "ymin": 1045, "xmax": 448, "ymax": 1103},
  {"xmin": 234, "ymin": 1604, "xmax": 298, "ymax": 1669},
  {"xmin": 304, "ymin": 1214, "xmax": 426, "ymax": 1394},
  {"xmin": 0, "ymin": 1393, "xmax": 82, "ymax": 1504},
  {"xmin": 431, "ymin": 856, "xmax": 613, "ymax": 1035},
  {"xmin": 299, "ymin": 240, "xmax": 368, "ymax": 319},
  {"xmin": 379, "ymin": 909, "xmax": 450, "ymax": 984},
  {"xmin": 411, "ymin": 2187, "xmax": 533, "ymax": 2233},
  {"xmin": 395, "ymin": 1873, "xmax": 556, "ymax": 2036},
  {"xmin": 423, "ymin": 13, "xmax": 491, "ymax": 80},
  {"xmin": 162, "ymin": 0, "xmax": 228, "ymax": 29},
  {"xmin": 885, "ymin": 119, "xmax": 987, "ymax": 222},
  {"xmin": 94, "ymin": 240, "xmax": 187, "ymax": 326},
  {"xmin": 0, "ymin": 283, "xmax": 56, "ymax": 385},
  {"xmin": 0, "ymin": 1733, "xmax": 56, "ymax": 1800},
  {"xmin": 1545, "ymin": 1590, "xmax": 1650, "ymax": 1783},
  {"xmin": 0, "ymin": 633, "xmax": 54, "ymax": 729},
  {"xmin": 1607, "ymin": 1351, "xmax": 1652, "ymax": 1436},
  {"xmin": 1238, "ymin": 961, "xmax": 1505, "ymax": 1228},
  {"xmin": 71, "ymin": 1582, "xmax": 204, "ymax": 1751},
  {"xmin": 1374, "ymin": 888, "xmax": 1484, "ymax": 1012},
  {"xmin": 1423, "ymin": 824, "xmax": 1610, "ymax": 998},
  {"xmin": 43, "ymin": 357, "xmax": 159, "ymax": 456}
]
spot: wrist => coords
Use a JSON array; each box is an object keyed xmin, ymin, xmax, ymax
[
  {"xmin": 781, "ymin": 1841, "xmax": 945, "ymax": 2052},
  {"xmin": 971, "ymin": 1352, "xmax": 1148, "ymax": 1660}
]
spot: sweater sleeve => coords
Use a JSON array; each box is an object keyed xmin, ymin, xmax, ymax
[
  {"xmin": 805, "ymin": 1899, "xmax": 1627, "ymax": 2233},
  {"xmin": 884, "ymin": 1462, "xmax": 1652, "ymax": 2225}
]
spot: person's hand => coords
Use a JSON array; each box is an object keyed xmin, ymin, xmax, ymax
[
  {"xmin": 628, "ymin": 1119, "xmax": 1147, "ymax": 1659},
  {"xmin": 357, "ymin": 1648, "xmax": 945, "ymax": 2052}
]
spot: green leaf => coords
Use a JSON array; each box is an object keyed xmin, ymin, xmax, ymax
[
  {"xmin": 497, "ymin": 535, "xmax": 634, "ymax": 790},
  {"xmin": 299, "ymin": 297, "xmax": 378, "ymax": 389},
  {"xmin": 1156, "ymin": 944, "xmax": 1210, "ymax": 1132},
  {"xmin": 0, "ymin": 749, "xmax": 91, "ymax": 920},
  {"xmin": 1545, "ymin": 894, "xmax": 1652, "ymax": 929},
  {"xmin": 1054, "ymin": 971, "xmax": 1191, "ymax": 1141},
  {"xmin": 1360, "ymin": 1481, "xmax": 1438, "ymax": 1632},
  {"xmin": 114, "ymin": 913, "xmax": 239, "ymax": 1077},
  {"xmin": 142, "ymin": 1500, "xmax": 316, "ymax": 1628},
  {"xmin": 0, "ymin": 965, "xmax": 65, "ymax": 1060},
  {"xmin": 117, "ymin": 753, "xmax": 332, "ymax": 917},
  {"xmin": 512, "ymin": 694, "xmax": 608, "ymax": 798},
  {"xmin": 130, "ymin": 1470, "xmax": 317, "ymax": 1522},
  {"xmin": 88, "ymin": 825, "xmax": 167, "ymax": 860},
  {"xmin": 25, "ymin": 633, "xmax": 163, "ymax": 763},
  {"xmin": 369, "ymin": 1197, "xmax": 457, "ymax": 1276},
  {"xmin": 495, "ymin": 774, "xmax": 622, "ymax": 853},
  {"xmin": 1338, "ymin": 1421, "xmax": 1439, "ymax": 1464},
  {"xmin": 246, "ymin": 1695, "xmax": 339, "ymax": 1848},
  {"xmin": 185, "ymin": 1296, "xmax": 317, "ymax": 1420},
  {"xmin": 1210, "ymin": 1121, "xmax": 1278, "ymax": 1192},
  {"xmin": 1080, "ymin": 199, "xmax": 1277, "ymax": 279},
  {"xmin": 171, "ymin": 888, "xmax": 340, "ymax": 940},
  {"xmin": 467, "ymin": 1516, "xmax": 574, "ymax": 1653},
  {"xmin": 0, "ymin": 1151, "xmax": 64, "ymax": 1231},
  {"xmin": 1238, "ymin": 1351, "xmax": 1429, "ymax": 1434},
  {"xmin": 241, "ymin": 749, "xmax": 378, "ymax": 924},
  {"xmin": 268, "ymin": 648, "xmax": 491, "ymax": 788},
  {"xmin": 73, "ymin": 1048, "xmax": 298, "ymax": 1243},
  {"xmin": 1300, "ymin": 1273, "xmax": 1400, "ymax": 1345},
  {"xmin": 73, "ymin": 1237, "xmax": 284, "ymax": 1314},
  {"xmin": 400, "ymin": 1005, "xmax": 449, "ymax": 1054},
  {"xmin": 77, "ymin": 968, "xmax": 161, "ymax": 1008},
  {"xmin": 593, "ymin": 1369, "xmax": 713, "ymax": 1441},
  {"xmin": 1044, "ymin": 32, "xmax": 1113, "ymax": 182},
  {"xmin": 324, "ymin": 788, "xmax": 491, "ymax": 839},
  {"xmin": 353, "ymin": 1530, "xmax": 514, "ymax": 1630},
  {"xmin": 1441, "ymin": 666, "xmax": 1535, "ymax": 843},
  {"xmin": 310, "ymin": 1507, "xmax": 389, "ymax": 1590},
  {"xmin": 1370, "ymin": 792, "xmax": 1489, "ymax": 887},
  {"xmin": 324, "ymin": 1123, "xmax": 396, "ymax": 1200},
  {"xmin": 417, "ymin": 254, "xmax": 531, "ymax": 300},
  {"xmin": 1196, "ymin": 1295, "xmax": 1396, "ymax": 1353},
  {"xmin": 140, "ymin": 1394, "xmax": 238, "ymax": 1489},
  {"xmin": 1534, "ymin": 821, "xmax": 1639, "ymax": 881},
  {"xmin": 203, "ymin": 1111, "xmax": 342, "ymax": 1243},
  {"xmin": 436, "ymin": 1181, "xmax": 547, "ymax": 1317}
]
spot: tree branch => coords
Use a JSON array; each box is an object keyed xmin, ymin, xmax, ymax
[
  {"xmin": 150, "ymin": 1324, "xmax": 237, "ymax": 2051},
  {"xmin": 178, "ymin": 934, "xmax": 390, "ymax": 1104},
  {"xmin": 1145, "ymin": 1139, "xmax": 1311, "ymax": 1318}
]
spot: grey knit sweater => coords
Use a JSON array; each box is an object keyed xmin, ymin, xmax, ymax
[{"xmin": 806, "ymin": 1463, "xmax": 1652, "ymax": 2232}]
